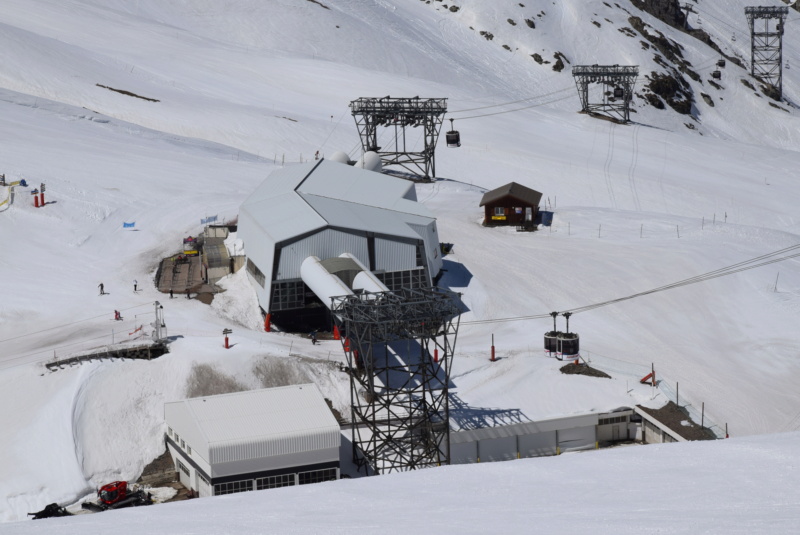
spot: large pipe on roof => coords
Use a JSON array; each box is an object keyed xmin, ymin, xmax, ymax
[
  {"xmin": 339, "ymin": 253, "xmax": 390, "ymax": 293},
  {"xmin": 300, "ymin": 256, "xmax": 353, "ymax": 309}
]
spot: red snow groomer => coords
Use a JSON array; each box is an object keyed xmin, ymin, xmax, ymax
[{"xmin": 81, "ymin": 481, "xmax": 153, "ymax": 512}]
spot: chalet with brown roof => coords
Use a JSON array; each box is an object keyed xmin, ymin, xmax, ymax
[{"xmin": 479, "ymin": 182, "xmax": 542, "ymax": 228}]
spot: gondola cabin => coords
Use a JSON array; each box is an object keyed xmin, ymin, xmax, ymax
[
  {"xmin": 480, "ymin": 182, "xmax": 542, "ymax": 227},
  {"xmin": 613, "ymin": 86, "xmax": 624, "ymax": 99},
  {"xmin": 446, "ymin": 118, "xmax": 461, "ymax": 148},
  {"xmin": 712, "ymin": 70, "xmax": 721, "ymax": 80}
]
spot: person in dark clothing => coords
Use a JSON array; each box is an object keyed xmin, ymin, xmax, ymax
[
  {"xmin": 133, "ymin": 280, "xmax": 138, "ymax": 292},
  {"xmin": 186, "ymin": 289, "xmax": 191, "ymax": 299},
  {"xmin": 98, "ymin": 283, "xmax": 104, "ymax": 295},
  {"xmin": 310, "ymin": 330, "xmax": 318, "ymax": 345},
  {"xmin": 169, "ymin": 289, "xmax": 174, "ymax": 299}
]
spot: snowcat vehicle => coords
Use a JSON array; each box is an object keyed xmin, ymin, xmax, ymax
[{"xmin": 81, "ymin": 480, "xmax": 153, "ymax": 512}]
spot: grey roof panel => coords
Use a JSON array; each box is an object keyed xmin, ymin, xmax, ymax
[{"xmin": 166, "ymin": 384, "xmax": 341, "ymax": 464}]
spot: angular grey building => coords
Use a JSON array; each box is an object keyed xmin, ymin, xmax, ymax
[{"xmin": 238, "ymin": 159, "xmax": 443, "ymax": 329}]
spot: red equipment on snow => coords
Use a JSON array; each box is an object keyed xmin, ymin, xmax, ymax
[{"xmin": 81, "ymin": 481, "xmax": 153, "ymax": 512}]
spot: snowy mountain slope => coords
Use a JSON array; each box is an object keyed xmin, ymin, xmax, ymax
[
  {"xmin": 1, "ymin": 0, "xmax": 799, "ymax": 154},
  {"xmin": 2, "ymin": 0, "xmax": 800, "ymax": 525},
  {"xmin": 8, "ymin": 432, "xmax": 800, "ymax": 534}
]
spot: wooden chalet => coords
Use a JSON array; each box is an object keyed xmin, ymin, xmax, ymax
[{"xmin": 480, "ymin": 182, "xmax": 543, "ymax": 228}]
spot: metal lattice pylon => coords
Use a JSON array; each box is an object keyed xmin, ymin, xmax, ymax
[
  {"xmin": 349, "ymin": 97, "xmax": 447, "ymax": 180},
  {"xmin": 331, "ymin": 288, "xmax": 461, "ymax": 474},
  {"xmin": 571, "ymin": 65, "xmax": 639, "ymax": 123},
  {"xmin": 745, "ymin": 6, "xmax": 789, "ymax": 99}
]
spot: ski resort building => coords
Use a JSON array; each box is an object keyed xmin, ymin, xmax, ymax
[
  {"xmin": 164, "ymin": 384, "xmax": 341, "ymax": 498},
  {"xmin": 238, "ymin": 158, "xmax": 443, "ymax": 330},
  {"xmin": 480, "ymin": 182, "xmax": 542, "ymax": 228}
]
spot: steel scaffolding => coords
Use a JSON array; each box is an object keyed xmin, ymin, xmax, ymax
[
  {"xmin": 331, "ymin": 287, "xmax": 461, "ymax": 474},
  {"xmin": 350, "ymin": 97, "xmax": 447, "ymax": 179},
  {"xmin": 745, "ymin": 6, "xmax": 789, "ymax": 99},
  {"xmin": 572, "ymin": 65, "xmax": 639, "ymax": 123}
]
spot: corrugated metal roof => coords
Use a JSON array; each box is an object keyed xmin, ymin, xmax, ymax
[
  {"xmin": 166, "ymin": 384, "xmax": 341, "ymax": 464},
  {"xmin": 479, "ymin": 182, "xmax": 543, "ymax": 207},
  {"xmin": 240, "ymin": 160, "xmax": 436, "ymax": 246},
  {"xmin": 301, "ymin": 193, "xmax": 431, "ymax": 240}
]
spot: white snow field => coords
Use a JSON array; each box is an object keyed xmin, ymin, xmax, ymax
[
  {"xmin": 2, "ymin": 0, "xmax": 800, "ymax": 529},
  {"xmin": 8, "ymin": 431, "xmax": 800, "ymax": 534}
]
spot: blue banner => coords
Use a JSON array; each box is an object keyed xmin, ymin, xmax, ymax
[
  {"xmin": 123, "ymin": 221, "xmax": 136, "ymax": 228},
  {"xmin": 201, "ymin": 215, "xmax": 218, "ymax": 225}
]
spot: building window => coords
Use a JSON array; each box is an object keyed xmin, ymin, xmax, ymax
[
  {"xmin": 298, "ymin": 468, "xmax": 337, "ymax": 485},
  {"xmin": 177, "ymin": 460, "xmax": 190, "ymax": 477},
  {"xmin": 181, "ymin": 439, "xmax": 186, "ymax": 449},
  {"xmin": 187, "ymin": 445, "xmax": 192, "ymax": 455},
  {"xmin": 246, "ymin": 258, "xmax": 266, "ymax": 288},
  {"xmin": 174, "ymin": 433, "xmax": 180, "ymax": 444},
  {"xmin": 214, "ymin": 480, "xmax": 254, "ymax": 496},
  {"xmin": 599, "ymin": 415, "xmax": 628, "ymax": 426},
  {"xmin": 256, "ymin": 474, "xmax": 296, "ymax": 490},
  {"xmin": 167, "ymin": 427, "xmax": 173, "ymax": 437},
  {"xmin": 270, "ymin": 280, "xmax": 305, "ymax": 310},
  {"xmin": 494, "ymin": 207, "xmax": 505, "ymax": 216}
]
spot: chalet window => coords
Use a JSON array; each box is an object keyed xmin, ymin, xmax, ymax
[{"xmin": 494, "ymin": 207, "xmax": 505, "ymax": 216}]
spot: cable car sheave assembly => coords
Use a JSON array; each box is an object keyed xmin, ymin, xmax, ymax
[{"xmin": 349, "ymin": 97, "xmax": 447, "ymax": 180}]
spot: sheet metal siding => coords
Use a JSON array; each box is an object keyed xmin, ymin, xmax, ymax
[
  {"xmin": 237, "ymin": 209, "xmax": 276, "ymax": 310},
  {"xmin": 180, "ymin": 384, "xmax": 341, "ymax": 465},
  {"xmin": 277, "ymin": 229, "xmax": 368, "ymax": 280},
  {"xmin": 209, "ymin": 428, "xmax": 341, "ymax": 464},
  {"xmin": 374, "ymin": 238, "xmax": 417, "ymax": 271},
  {"xmin": 450, "ymin": 413, "xmax": 599, "ymax": 443},
  {"xmin": 407, "ymin": 222, "xmax": 441, "ymax": 279},
  {"xmin": 165, "ymin": 402, "xmax": 211, "ymax": 461},
  {"xmin": 558, "ymin": 426, "xmax": 596, "ymax": 451}
]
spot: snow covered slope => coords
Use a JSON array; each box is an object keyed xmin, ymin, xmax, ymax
[
  {"xmin": 2, "ymin": 0, "xmax": 800, "ymax": 526},
  {"xmin": 9, "ymin": 432, "xmax": 800, "ymax": 534}
]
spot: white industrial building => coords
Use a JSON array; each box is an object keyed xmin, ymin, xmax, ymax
[
  {"xmin": 238, "ymin": 158, "xmax": 444, "ymax": 329},
  {"xmin": 164, "ymin": 384, "xmax": 341, "ymax": 497}
]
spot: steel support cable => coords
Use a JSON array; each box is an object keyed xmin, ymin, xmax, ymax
[
  {"xmin": 449, "ymin": 85, "xmax": 576, "ymax": 114},
  {"xmin": 450, "ymin": 92, "xmax": 577, "ymax": 121},
  {"xmin": 459, "ymin": 244, "xmax": 800, "ymax": 325},
  {"xmin": 567, "ymin": 247, "xmax": 800, "ymax": 315},
  {"xmin": 0, "ymin": 302, "xmax": 153, "ymax": 344}
]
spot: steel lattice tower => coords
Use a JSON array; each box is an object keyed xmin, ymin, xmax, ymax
[
  {"xmin": 350, "ymin": 97, "xmax": 447, "ymax": 180},
  {"xmin": 745, "ymin": 6, "xmax": 789, "ymax": 99},
  {"xmin": 572, "ymin": 65, "xmax": 639, "ymax": 123},
  {"xmin": 331, "ymin": 288, "xmax": 461, "ymax": 474}
]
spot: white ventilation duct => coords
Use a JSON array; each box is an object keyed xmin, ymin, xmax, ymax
[
  {"xmin": 339, "ymin": 253, "xmax": 389, "ymax": 294},
  {"xmin": 300, "ymin": 256, "xmax": 353, "ymax": 309}
]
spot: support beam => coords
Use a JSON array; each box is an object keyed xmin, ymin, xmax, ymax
[
  {"xmin": 745, "ymin": 6, "xmax": 789, "ymax": 99},
  {"xmin": 332, "ymin": 288, "xmax": 461, "ymax": 474},
  {"xmin": 350, "ymin": 97, "xmax": 447, "ymax": 180},
  {"xmin": 571, "ymin": 65, "xmax": 639, "ymax": 123}
]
